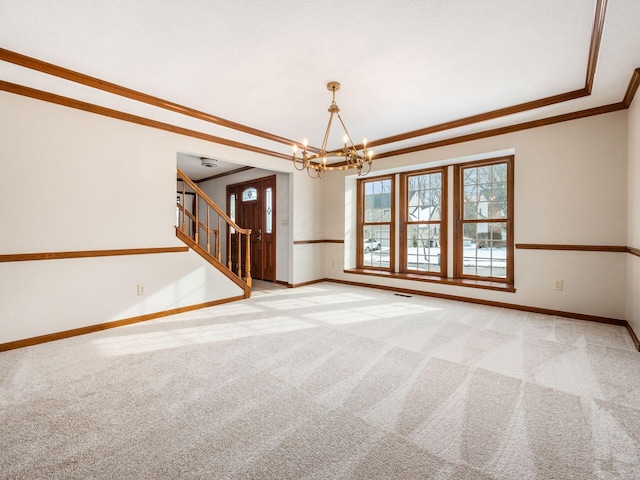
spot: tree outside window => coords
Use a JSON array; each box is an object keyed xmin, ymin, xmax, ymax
[
  {"xmin": 358, "ymin": 176, "xmax": 394, "ymax": 270},
  {"xmin": 455, "ymin": 157, "xmax": 513, "ymax": 282},
  {"xmin": 401, "ymin": 168, "xmax": 447, "ymax": 275},
  {"xmin": 356, "ymin": 155, "xmax": 513, "ymax": 286}
]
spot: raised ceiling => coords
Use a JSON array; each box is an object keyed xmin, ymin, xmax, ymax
[{"xmin": 1, "ymin": 0, "xmax": 639, "ymax": 167}]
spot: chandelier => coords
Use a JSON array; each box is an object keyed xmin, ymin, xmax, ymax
[{"xmin": 292, "ymin": 82, "xmax": 373, "ymax": 179}]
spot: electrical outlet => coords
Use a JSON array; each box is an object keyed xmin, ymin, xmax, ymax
[
  {"xmin": 137, "ymin": 284, "xmax": 146, "ymax": 296},
  {"xmin": 553, "ymin": 280, "xmax": 563, "ymax": 291}
]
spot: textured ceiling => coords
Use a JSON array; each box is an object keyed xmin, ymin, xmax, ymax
[{"xmin": 1, "ymin": 0, "xmax": 639, "ymax": 177}]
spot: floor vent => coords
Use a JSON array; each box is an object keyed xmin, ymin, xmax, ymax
[{"xmin": 394, "ymin": 293, "xmax": 413, "ymax": 298}]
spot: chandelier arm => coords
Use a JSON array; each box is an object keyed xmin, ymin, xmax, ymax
[
  {"xmin": 321, "ymin": 111, "xmax": 336, "ymax": 154},
  {"xmin": 358, "ymin": 160, "xmax": 372, "ymax": 176},
  {"xmin": 307, "ymin": 166, "xmax": 323, "ymax": 179},
  {"xmin": 292, "ymin": 155, "xmax": 306, "ymax": 171},
  {"xmin": 336, "ymin": 112, "xmax": 356, "ymax": 148},
  {"xmin": 336, "ymin": 112, "xmax": 366, "ymax": 166}
]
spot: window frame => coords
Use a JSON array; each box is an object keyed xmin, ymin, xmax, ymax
[
  {"xmin": 453, "ymin": 156, "xmax": 514, "ymax": 284},
  {"xmin": 352, "ymin": 154, "xmax": 515, "ymax": 291},
  {"xmin": 399, "ymin": 167, "xmax": 448, "ymax": 276},
  {"xmin": 357, "ymin": 175, "xmax": 395, "ymax": 271}
]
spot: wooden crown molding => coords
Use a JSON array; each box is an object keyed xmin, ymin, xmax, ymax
[
  {"xmin": 1, "ymin": 1, "xmax": 634, "ymax": 162},
  {"xmin": 364, "ymin": 88, "xmax": 588, "ymax": 152},
  {"xmin": 623, "ymin": 68, "xmax": 640, "ymax": 107},
  {"xmin": 586, "ymin": 0, "xmax": 608, "ymax": 94},
  {"xmin": 365, "ymin": 0, "xmax": 608, "ymax": 150},
  {"xmin": 304, "ymin": 60, "xmax": 638, "ymax": 165},
  {"xmin": 0, "ymin": 81, "xmax": 290, "ymax": 161},
  {"xmin": 0, "ymin": 47, "xmax": 297, "ymax": 148},
  {"xmin": 374, "ymin": 102, "xmax": 627, "ymax": 159}
]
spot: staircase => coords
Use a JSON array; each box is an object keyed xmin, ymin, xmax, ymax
[{"xmin": 176, "ymin": 168, "xmax": 252, "ymax": 298}]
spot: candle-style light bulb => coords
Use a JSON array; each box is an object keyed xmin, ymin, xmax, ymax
[
  {"xmin": 363, "ymin": 138, "xmax": 368, "ymax": 147},
  {"xmin": 293, "ymin": 144, "xmax": 297, "ymax": 153},
  {"xmin": 343, "ymin": 135, "xmax": 348, "ymax": 146},
  {"xmin": 303, "ymin": 138, "xmax": 308, "ymax": 147}
]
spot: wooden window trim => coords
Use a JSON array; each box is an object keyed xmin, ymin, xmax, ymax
[
  {"xmin": 453, "ymin": 156, "xmax": 514, "ymax": 284},
  {"xmin": 343, "ymin": 268, "xmax": 516, "ymax": 293},
  {"xmin": 357, "ymin": 175, "xmax": 395, "ymax": 271},
  {"xmin": 353, "ymin": 155, "xmax": 515, "ymax": 289},
  {"xmin": 399, "ymin": 167, "xmax": 448, "ymax": 277}
]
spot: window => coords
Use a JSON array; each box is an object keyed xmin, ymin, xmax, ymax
[
  {"xmin": 355, "ymin": 155, "xmax": 514, "ymax": 288},
  {"xmin": 454, "ymin": 157, "xmax": 513, "ymax": 283},
  {"xmin": 242, "ymin": 187, "xmax": 257, "ymax": 202},
  {"xmin": 229, "ymin": 193, "xmax": 237, "ymax": 233},
  {"xmin": 358, "ymin": 176, "xmax": 394, "ymax": 270},
  {"xmin": 265, "ymin": 187, "xmax": 273, "ymax": 234},
  {"xmin": 400, "ymin": 168, "xmax": 447, "ymax": 275},
  {"xmin": 176, "ymin": 194, "xmax": 182, "ymax": 228}
]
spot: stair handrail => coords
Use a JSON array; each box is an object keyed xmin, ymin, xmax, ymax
[
  {"xmin": 176, "ymin": 168, "xmax": 252, "ymax": 291},
  {"xmin": 177, "ymin": 168, "xmax": 249, "ymax": 235}
]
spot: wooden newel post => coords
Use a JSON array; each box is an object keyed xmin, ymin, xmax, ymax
[{"xmin": 244, "ymin": 231, "xmax": 252, "ymax": 287}]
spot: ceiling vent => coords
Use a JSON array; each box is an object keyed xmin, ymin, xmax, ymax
[{"xmin": 201, "ymin": 157, "xmax": 218, "ymax": 168}]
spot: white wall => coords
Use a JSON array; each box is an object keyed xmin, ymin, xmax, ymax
[
  {"xmin": 628, "ymin": 94, "xmax": 640, "ymax": 334},
  {"xmin": 0, "ymin": 91, "xmax": 302, "ymax": 344},
  {"xmin": 290, "ymin": 170, "xmax": 327, "ymax": 285},
  {"xmin": 1, "ymin": 88, "xmax": 633, "ymax": 342},
  {"xmin": 322, "ymin": 111, "xmax": 629, "ymax": 320},
  {"xmin": 0, "ymin": 250, "xmax": 240, "ymax": 344},
  {"xmin": 198, "ymin": 168, "xmax": 291, "ymax": 283}
]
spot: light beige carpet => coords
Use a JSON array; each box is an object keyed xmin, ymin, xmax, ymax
[{"xmin": 1, "ymin": 281, "xmax": 639, "ymax": 479}]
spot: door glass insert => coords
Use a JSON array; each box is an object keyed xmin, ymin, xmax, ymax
[
  {"xmin": 242, "ymin": 188, "xmax": 257, "ymax": 202},
  {"xmin": 265, "ymin": 187, "xmax": 273, "ymax": 234},
  {"xmin": 229, "ymin": 193, "xmax": 236, "ymax": 233}
]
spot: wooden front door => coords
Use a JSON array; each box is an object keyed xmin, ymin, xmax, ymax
[{"xmin": 227, "ymin": 176, "xmax": 276, "ymax": 282}]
